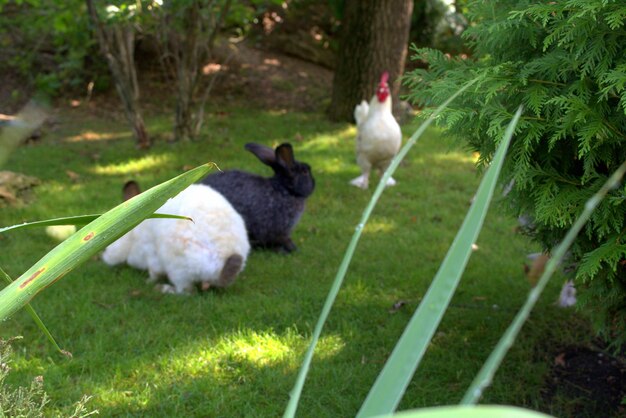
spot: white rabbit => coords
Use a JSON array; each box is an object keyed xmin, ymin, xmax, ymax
[{"xmin": 102, "ymin": 182, "xmax": 250, "ymax": 294}]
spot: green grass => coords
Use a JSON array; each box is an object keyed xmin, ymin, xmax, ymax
[{"xmin": 0, "ymin": 104, "xmax": 590, "ymax": 416}]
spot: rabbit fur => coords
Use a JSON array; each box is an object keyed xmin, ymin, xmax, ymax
[
  {"xmin": 200, "ymin": 142, "xmax": 315, "ymax": 253},
  {"xmin": 102, "ymin": 182, "xmax": 250, "ymax": 294}
]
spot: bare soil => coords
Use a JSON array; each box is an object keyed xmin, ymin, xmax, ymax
[
  {"xmin": 541, "ymin": 343, "xmax": 626, "ymax": 417},
  {"xmin": 210, "ymin": 42, "xmax": 334, "ymax": 112}
]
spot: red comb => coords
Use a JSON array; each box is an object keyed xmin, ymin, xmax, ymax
[{"xmin": 380, "ymin": 72, "xmax": 389, "ymax": 85}]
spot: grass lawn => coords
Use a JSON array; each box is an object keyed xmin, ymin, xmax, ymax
[{"xmin": 0, "ymin": 103, "xmax": 592, "ymax": 416}]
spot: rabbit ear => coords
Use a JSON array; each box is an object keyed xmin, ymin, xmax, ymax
[
  {"xmin": 244, "ymin": 143, "xmax": 276, "ymax": 166},
  {"xmin": 123, "ymin": 180, "xmax": 141, "ymax": 201},
  {"xmin": 275, "ymin": 143, "xmax": 295, "ymax": 169}
]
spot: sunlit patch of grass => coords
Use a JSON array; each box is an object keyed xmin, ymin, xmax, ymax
[
  {"xmin": 216, "ymin": 329, "xmax": 299, "ymax": 367},
  {"xmin": 92, "ymin": 154, "xmax": 173, "ymax": 176},
  {"xmin": 299, "ymin": 126, "xmax": 357, "ymax": 174},
  {"xmin": 268, "ymin": 109, "xmax": 289, "ymax": 116},
  {"xmin": 295, "ymin": 125, "xmax": 354, "ymax": 150},
  {"xmin": 315, "ymin": 156, "xmax": 353, "ymax": 174},
  {"xmin": 84, "ymin": 328, "xmax": 309, "ymax": 413},
  {"xmin": 363, "ymin": 218, "xmax": 398, "ymax": 235},
  {"xmin": 308, "ymin": 126, "xmax": 356, "ymax": 149},
  {"xmin": 431, "ymin": 151, "xmax": 479, "ymax": 165},
  {"xmin": 64, "ymin": 130, "xmax": 129, "ymax": 143}
]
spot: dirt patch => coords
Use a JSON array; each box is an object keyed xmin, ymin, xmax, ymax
[
  {"xmin": 201, "ymin": 41, "xmax": 333, "ymax": 112},
  {"xmin": 541, "ymin": 344, "xmax": 626, "ymax": 417},
  {"xmin": 126, "ymin": 40, "xmax": 333, "ymax": 114},
  {"xmin": 1, "ymin": 41, "xmax": 333, "ymax": 119}
]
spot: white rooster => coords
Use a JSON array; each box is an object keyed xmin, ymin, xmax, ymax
[{"xmin": 350, "ymin": 71, "xmax": 402, "ymax": 189}]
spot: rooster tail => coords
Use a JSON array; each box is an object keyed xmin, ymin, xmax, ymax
[{"xmin": 354, "ymin": 100, "xmax": 369, "ymax": 126}]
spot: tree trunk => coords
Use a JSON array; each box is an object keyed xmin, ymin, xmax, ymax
[
  {"xmin": 86, "ymin": 0, "xmax": 150, "ymax": 149},
  {"xmin": 328, "ymin": 0, "xmax": 413, "ymax": 122}
]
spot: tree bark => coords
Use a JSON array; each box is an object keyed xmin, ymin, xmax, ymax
[
  {"xmin": 328, "ymin": 0, "xmax": 413, "ymax": 122},
  {"xmin": 86, "ymin": 0, "xmax": 150, "ymax": 149}
]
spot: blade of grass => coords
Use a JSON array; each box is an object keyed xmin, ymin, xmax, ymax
[
  {"xmin": 461, "ymin": 158, "xmax": 626, "ymax": 405},
  {"xmin": 283, "ymin": 77, "xmax": 480, "ymax": 418},
  {"xmin": 356, "ymin": 106, "xmax": 523, "ymax": 417},
  {"xmin": 0, "ymin": 213, "xmax": 192, "ymax": 234},
  {"xmin": 0, "ymin": 265, "xmax": 67, "ymax": 356},
  {"xmin": 0, "ymin": 163, "xmax": 213, "ymax": 321},
  {"xmin": 372, "ymin": 405, "xmax": 553, "ymax": 418}
]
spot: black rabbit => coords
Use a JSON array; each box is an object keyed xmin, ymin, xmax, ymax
[{"xmin": 201, "ymin": 142, "xmax": 315, "ymax": 253}]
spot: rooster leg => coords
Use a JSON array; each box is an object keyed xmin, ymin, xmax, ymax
[
  {"xmin": 350, "ymin": 174, "xmax": 369, "ymax": 189},
  {"xmin": 350, "ymin": 155, "xmax": 371, "ymax": 189},
  {"xmin": 378, "ymin": 161, "xmax": 397, "ymax": 187}
]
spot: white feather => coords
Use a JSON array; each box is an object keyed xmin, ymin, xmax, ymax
[{"xmin": 354, "ymin": 100, "xmax": 369, "ymax": 127}]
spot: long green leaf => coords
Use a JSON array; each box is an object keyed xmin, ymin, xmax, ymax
[
  {"xmin": 356, "ymin": 106, "xmax": 523, "ymax": 417},
  {"xmin": 0, "ymin": 164, "xmax": 212, "ymax": 321},
  {"xmin": 0, "ymin": 213, "xmax": 192, "ymax": 234},
  {"xmin": 372, "ymin": 405, "xmax": 553, "ymax": 418},
  {"xmin": 0, "ymin": 265, "xmax": 67, "ymax": 356},
  {"xmin": 283, "ymin": 78, "xmax": 480, "ymax": 418},
  {"xmin": 461, "ymin": 158, "xmax": 626, "ymax": 405}
]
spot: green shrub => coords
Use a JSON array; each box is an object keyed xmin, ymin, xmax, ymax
[
  {"xmin": 405, "ymin": 0, "xmax": 626, "ymax": 346},
  {"xmin": 0, "ymin": 0, "xmax": 101, "ymax": 97},
  {"xmin": 0, "ymin": 338, "xmax": 48, "ymax": 417},
  {"xmin": 0, "ymin": 338, "xmax": 96, "ymax": 417},
  {"xmin": 0, "ymin": 0, "xmax": 282, "ymax": 100}
]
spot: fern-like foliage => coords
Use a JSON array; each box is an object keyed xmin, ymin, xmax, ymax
[
  {"xmin": 405, "ymin": 0, "xmax": 626, "ymax": 346},
  {"xmin": 0, "ymin": 338, "xmax": 48, "ymax": 416},
  {"xmin": 0, "ymin": 338, "xmax": 96, "ymax": 417}
]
